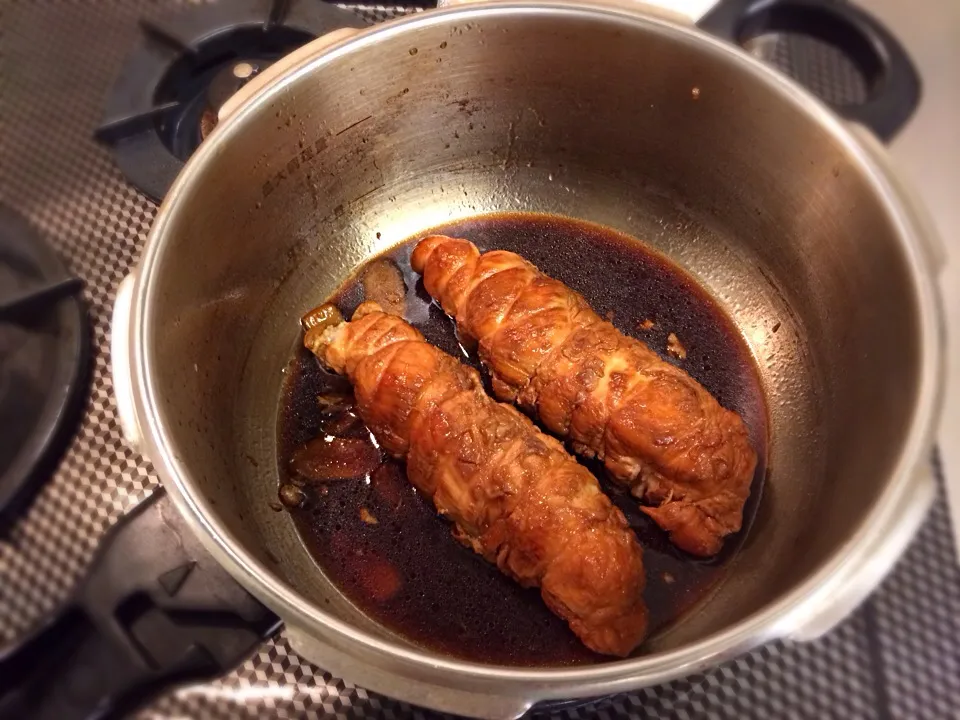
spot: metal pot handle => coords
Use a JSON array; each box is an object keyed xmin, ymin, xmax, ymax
[
  {"xmin": 437, "ymin": 0, "xmax": 715, "ymax": 22},
  {"xmin": 111, "ymin": 273, "xmax": 143, "ymax": 451}
]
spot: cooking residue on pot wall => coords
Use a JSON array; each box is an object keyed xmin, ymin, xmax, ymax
[{"xmin": 277, "ymin": 212, "xmax": 767, "ymax": 666}]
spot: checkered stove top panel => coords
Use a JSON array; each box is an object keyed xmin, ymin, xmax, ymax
[{"xmin": 1, "ymin": 2, "xmax": 956, "ymax": 718}]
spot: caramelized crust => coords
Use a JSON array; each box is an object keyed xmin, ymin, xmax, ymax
[
  {"xmin": 308, "ymin": 302, "xmax": 648, "ymax": 656},
  {"xmin": 412, "ymin": 236, "xmax": 758, "ymax": 557}
]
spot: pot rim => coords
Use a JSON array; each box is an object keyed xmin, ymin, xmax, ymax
[{"xmin": 129, "ymin": 1, "xmax": 944, "ymax": 691}]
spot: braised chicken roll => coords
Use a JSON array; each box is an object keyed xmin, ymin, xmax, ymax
[
  {"xmin": 411, "ymin": 235, "xmax": 758, "ymax": 557},
  {"xmin": 301, "ymin": 300, "xmax": 648, "ymax": 656}
]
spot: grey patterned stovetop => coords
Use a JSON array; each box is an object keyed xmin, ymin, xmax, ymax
[{"xmin": 0, "ymin": 2, "xmax": 957, "ymax": 718}]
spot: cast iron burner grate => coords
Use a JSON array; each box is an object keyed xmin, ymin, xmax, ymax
[
  {"xmin": 0, "ymin": 205, "xmax": 88, "ymax": 528},
  {"xmin": 94, "ymin": 0, "xmax": 365, "ymax": 201}
]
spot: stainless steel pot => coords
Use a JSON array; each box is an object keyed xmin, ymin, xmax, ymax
[{"xmin": 111, "ymin": 1, "xmax": 946, "ymax": 716}]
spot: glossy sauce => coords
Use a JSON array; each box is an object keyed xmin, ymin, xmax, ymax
[{"xmin": 277, "ymin": 212, "xmax": 768, "ymax": 666}]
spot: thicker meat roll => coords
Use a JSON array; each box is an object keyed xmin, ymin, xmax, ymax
[{"xmin": 411, "ymin": 235, "xmax": 758, "ymax": 557}]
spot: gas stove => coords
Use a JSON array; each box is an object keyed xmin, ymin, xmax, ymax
[
  {"xmin": 0, "ymin": 205, "xmax": 88, "ymax": 538},
  {"xmin": 0, "ymin": 1, "xmax": 957, "ymax": 719},
  {"xmin": 93, "ymin": 0, "xmax": 367, "ymax": 201}
]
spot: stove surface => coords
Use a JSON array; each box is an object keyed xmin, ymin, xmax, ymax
[
  {"xmin": 0, "ymin": 205, "xmax": 87, "ymax": 527},
  {"xmin": 0, "ymin": 1, "xmax": 957, "ymax": 719}
]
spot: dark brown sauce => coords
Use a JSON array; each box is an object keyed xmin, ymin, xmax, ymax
[{"xmin": 276, "ymin": 212, "xmax": 768, "ymax": 667}]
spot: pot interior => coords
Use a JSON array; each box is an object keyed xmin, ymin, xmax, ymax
[{"xmin": 139, "ymin": 7, "xmax": 926, "ymax": 664}]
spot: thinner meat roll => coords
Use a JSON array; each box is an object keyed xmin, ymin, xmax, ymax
[{"xmin": 302, "ymin": 300, "xmax": 648, "ymax": 656}]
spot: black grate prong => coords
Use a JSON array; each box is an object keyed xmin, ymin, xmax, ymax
[
  {"xmin": 266, "ymin": 0, "xmax": 293, "ymax": 31},
  {"xmin": 138, "ymin": 17, "xmax": 194, "ymax": 55},
  {"xmin": 94, "ymin": 101, "xmax": 181, "ymax": 145}
]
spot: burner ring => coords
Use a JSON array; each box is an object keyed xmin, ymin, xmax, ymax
[
  {"xmin": 0, "ymin": 206, "xmax": 89, "ymax": 525},
  {"xmin": 152, "ymin": 24, "xmax": 313, "ymax": 161},
  {"xmin": 95, "ymin": 0, "xmax": 366, "ymax": 202}
]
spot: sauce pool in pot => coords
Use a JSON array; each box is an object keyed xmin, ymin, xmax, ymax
[{"xmin": 276, "ymin": 212, "xmax": 768, "ymax": 666}]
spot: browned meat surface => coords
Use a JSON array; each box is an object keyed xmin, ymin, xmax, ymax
[
  {"xmin": 303, "ymin": 301, "xmax": 648, "ymax": 656},
  {"xmin": 411, "ymin": 235, "xmax": 758, "ymax": 557},
  {"xmin": 361, "ymin": 258, "xmax": 407, "ymax": 316}
]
